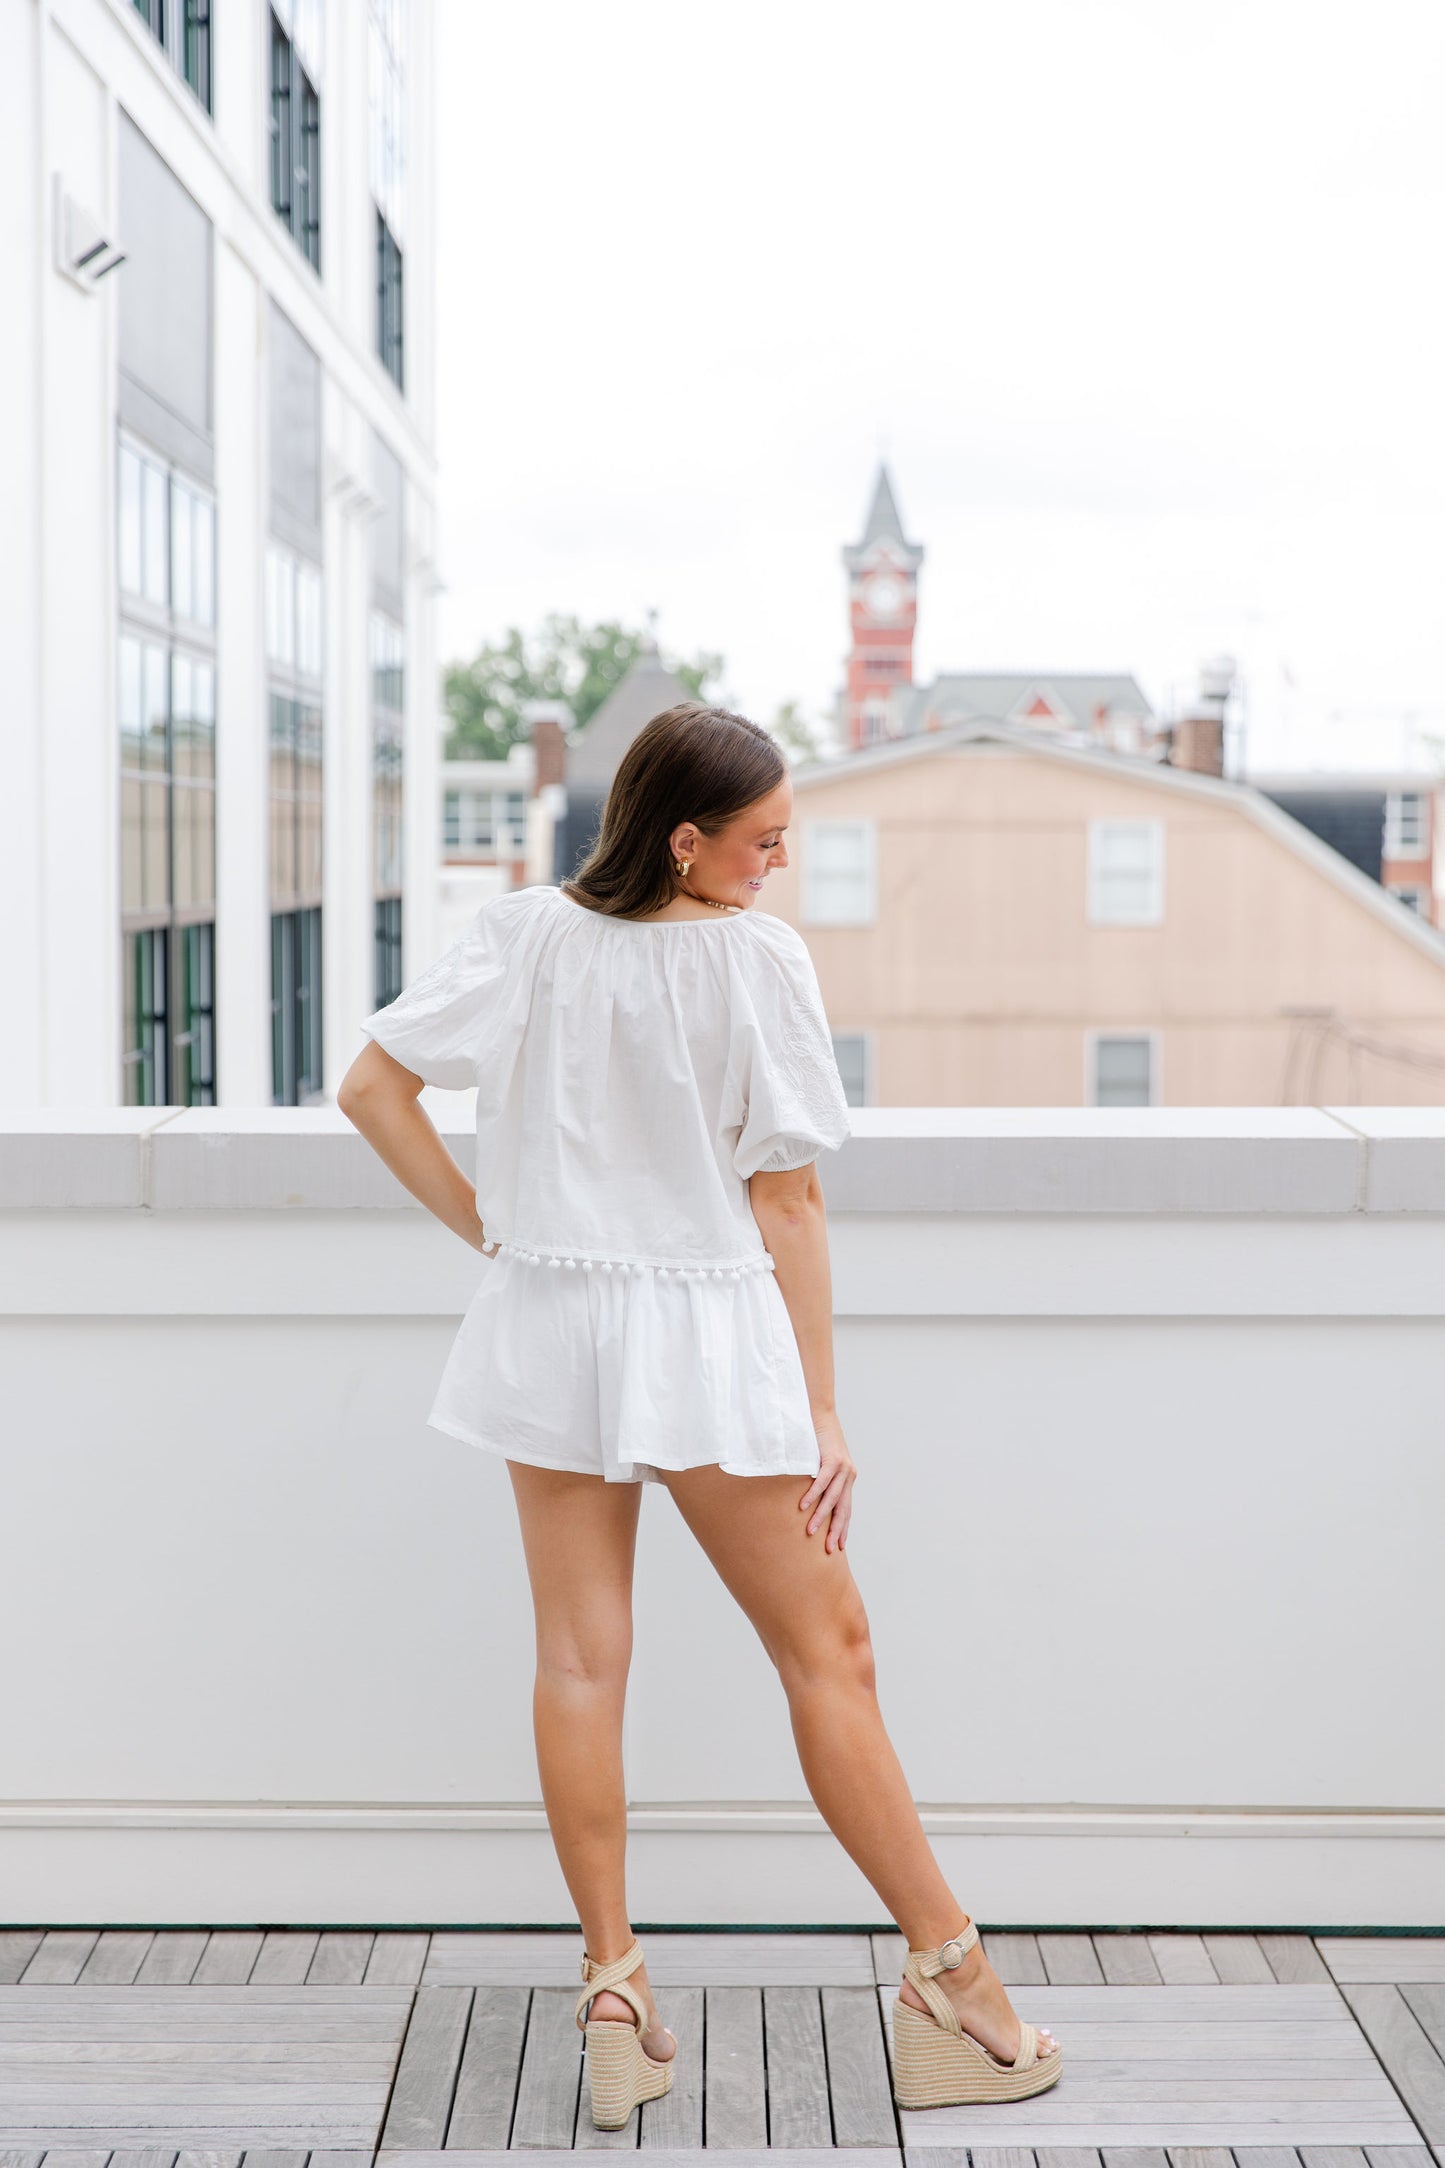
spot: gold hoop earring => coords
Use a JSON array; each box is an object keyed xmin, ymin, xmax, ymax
[{"xmin": 675, "ymin": 858, "xmax": 691, "ymax": 877}]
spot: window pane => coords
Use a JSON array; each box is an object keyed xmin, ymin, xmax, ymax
[
  {"xmin": 171, "ymin": 481, "xmax": 193, "ymax": 620},
  {"xmin": 296, "ymin": 561, "xmax": 323, "ymax": 676},
  {"xmin": 119, "ymin": 636, "xmax": 143, "ymax": 768},
  {"xmin": 119, "ymin": 445, "xmax": 143, "ymax": 594},
  {"xmin": 1095, "ymin": 1037, "xmax": 1153, "ymax": 1106},
  {"xmin": 191, "ymin": 660, "xmax": 216, "ymax": 777},
  {"xmin": 143, "ymin": 778, "xmax": 170, "ymax": 910},
  {"xmin": 193, "ymin": 491, "xmax": 215, "ymax": 626},
  {"xmin": 171, "ymin": 652, "xmax": 194, "ymax": 775},
  {"xmin": 142, "ymin": 642, "xmax": 169, "ymax": 770},
  {"xmin": 193, "ymin": 784, "xmax": 216, "ymax": 909},
  {"xmin": 141, "ymin": 457, "xmax": 168, "ymax": 607},
  {"xmin": 121, "ymin": 775, "xmax": 144, "ymax": 914},
  {"xmin": 173, "ymin": 781, "xmax": 195, "ymax": 907}
]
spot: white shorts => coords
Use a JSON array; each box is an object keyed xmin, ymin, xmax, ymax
[{"xmin": 426, "ymin": 1241, "xmax": 823, "ymax": 1485}]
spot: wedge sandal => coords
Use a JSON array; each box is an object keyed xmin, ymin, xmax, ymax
[
  {"xmin": 574, "ymin": 1937, "xmax": 676, "ymax": 2129},
  {"xmin": 891, "ymin": 1918, "xmax": 1063, "ymax": 2106}
]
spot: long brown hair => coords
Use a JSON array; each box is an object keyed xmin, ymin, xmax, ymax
[{"xmin": 561, "ymin": 703, "xmax": 786, "ymax": 920}]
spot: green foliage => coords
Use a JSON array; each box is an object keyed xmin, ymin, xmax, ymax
[
  {"xmin": 444, "ymin": 614, "xmax": 725, "ymax": 763},
  {"xmin": 768, "ymin": 697, "xmax": 832, "ymax": 765}
]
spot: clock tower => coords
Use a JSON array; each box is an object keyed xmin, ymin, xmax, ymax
[{"xmin": 842, "ymin": 464, "xmax": 924, "ymax": 750}]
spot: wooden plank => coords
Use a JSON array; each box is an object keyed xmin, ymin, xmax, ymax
[
  {"xmin": 0, "ymin": 1945, "xmax": 43, "ymax": 1990},
  {"xmin": 1148, "ymin": 1937, "xmax": 1220, "ymax": 1985},
  {"xmin": 1341, "ymin": 1985, "xmax": 1445, "ymax": 2142},
  {"xmin": 1097, "ymin": 1939, "xmax": 1164, "ymax": 1986},
  {"xmin": 1167, "ymin": 2152, "xmax": 1237, "ymax": 2168},
  {"xmin": 76, "ymin": 1933, "xmax": 155, "ymax": 1986},
  {"xmin": 0, "ymin": 2152, "xmax": 43, "ymax": 2168},
  {"xmin": 972, "ymin": 2151, "xmax": 1038, "ymax": 2168},
  {"xmin": 1321, "ymin": 1945, "xmax": 1445, "ymax": 1986},
  {"xmin": 377, "ymin": 1986, "xmax": 471, "ymax": 2152},
  {"xmin": 701, "ymin": 1986, "xmax": 765, "ymax": 2151},
  {"xmin": 363, "ymin": 1937, "xmax": 429, "ymax": 1989},
  {"xmin": 29, "ymin": 2152, "xmax": 111, "ymax": 2167},
  {"xmin": 1203, "ymin": 1937, "xmax": 1276, "ymax": 1985},
  {"xmin": 305, "ymin": 1939, "xmax": 373, "ymax": 1989},
  {"xmin": 18, "ymin": 1936, "xmax": 97, "ymax": 1986},
  {"xmin": 762, "ymin": 1986, "xmax": 830, "ymax": 2148},
  {"xmin": 171, "ymin": 2152, "xmax": 242, "ymax": 2168},
  {"xmin": 1040, "ymin": 1934, "xmax": 1105, "ymax": 1984},
  {"xmin": 1259, "ymin": 1937, "xmax": 1334, "ymax": 1985},
  {"xmin": 1036, "ymin": 2152, "xmax": 1107, "ymax": 2168},
  {"xmin": 134, "ymin": 1936, "xmax": 208, "ymax": 1986},
  {"xmin": 871, "ymin": 1934, "xmax": 906, "ymax": 1989},
  {"xmin": 822, "ymin": 1984, "xmax": 897, "ymax": 2148},
  {"xmin": 423, "ymin": 1929, "xmax": 874, "ymax": 1988},
  {"xmin": 509, "ymin": 1989, "xmax": 582, "ymax": 2151},
  {"xmin": 1362, "ymin": 2150, "xmax": 1436, "ymax": 2167},
  {"xmin": 236, "ymin": 2153, "xmax": 307, "ymax": 2168},
  {"xmin": 985, "ymin": 1934, "xmax": 1048, "ymax": 1985},
  {"xmin": 191, "ymin": 1938, "xmax": 263, "ymax": 1987},
  {"xmin": 1231, "ymin": 2153, "xmax": 1305, "ymax": 2168},
  {"xmin": 1404, "ymin": 1987, "xmax": 1445, "ymax": 2064},
  {"xmin": 250, "ymin": 1937, "xmax": 318, "ymax": 1987},
  {"xmin": 1298, "ymin": 2151, "xmax": 1371, "ymax": 2168},
  {"xmin": 447, "ymin": 1988, "xmax": 528, "ymax": 2151},
  {"xmin": 380, "ymin": 2153, "xmax": 901, "ymax": 2168},
  {"xmin": 638, "ymin": 1985, "xmax": 702, "ymax": 2151}
]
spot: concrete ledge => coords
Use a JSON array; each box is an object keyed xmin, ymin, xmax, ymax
[{"xmin": 0, "ymin": 1105, "xmax": 1440, "ymax": 1214}]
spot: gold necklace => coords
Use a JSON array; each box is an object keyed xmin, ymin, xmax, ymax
[{"xmin": 673, "ymin": 859, "xmax": 741, "ymax": 912}]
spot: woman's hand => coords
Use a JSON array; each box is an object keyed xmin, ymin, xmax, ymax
[{"xmin": 799, "ymin": 1410, "xmax": 856, "ymax": 1553}]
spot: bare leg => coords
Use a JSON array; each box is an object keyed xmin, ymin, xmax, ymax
[
  {"xmin": 506, "ymin": 1462, "xmax": 674, "ymax": 2058},
  {"xmin": 657, "ymin": 1464, "xmax": 1057, "ymax": 2066}
]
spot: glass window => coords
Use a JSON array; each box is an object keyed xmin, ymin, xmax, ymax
[
  {"xmin": 1093, "ymin": 1035, "xmax": 1154, "ymax": 1107},
  {"xmin": 270, "ymin": 11, "xmax": 322, "ymax": 273},
  {"xmin": 374, "ymin": 894, "xmax": 403, "ymax": 1009},
  {"xmin": 122, "ymin": 927, "xmax": 168, "ymax": 1106},
  {"xmin": 170, "ymin": 481, "xmax": 193, "ymax": 621},
  {"xmin": 182, "ymin": 0, "xmax": 212, "ymax": 112},
  {"xmin": 832, "ymin": 1033, "xmax": 869, "ymax": 1107},
  {"xmin": 296, "ymin": 560, "xmax": 323, "ymax": 677},
  {"xmin": 802, "ymin": 818, "xmax": 876, "ymax": 926},
  {"xmin": 193, "ymin": 491, "xmax": 215, "ymax": 626},
  {"xmin": 1087, "ymin": 819, "xmax": 1164, "ymax": 924},
  {"xmin": 119, "ymin": 444, "xmax": 143, "ymax": 594},
  {"xmin": 141, "ymin": 457, "xmax": 168, "ymax": 608},
  {"xmin": 271, "ymin": 905, "xmax": 323, "ymax": 1104},
  {"xmin": 376, "ymin": 211, "xmax": 404, "ymax": 389}
]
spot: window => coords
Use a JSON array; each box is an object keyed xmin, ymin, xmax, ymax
[
  {"xmin": 1087, "ymin": 818, "xmax": 1164, "ymax": 925},
  {"xmin": 802, "ymin": 818, "xmax": 876, "ymax": 926},
  {"xmin": 1384, "ymin": 790, "xmax": 1427, "ymax": 857},
  {"xmin": 1389, "ymin": 885, "xmax": 1428, "ymax": 915},
  {"xmin": 131, "ymin": 0, "xmax": 212, "ymax": 113},
  {"xmin": 860, "ymin": 702, "xmax": 893, "ymax": 744},
  {"xmin": 371, "ymin": 612, "xmax": 405, "ymax": 1004},
  {"xmin": 270, "ymin": 9, "xmax": 321, "ymax": 272},
  {"xmin": 267, "ymin": 539, "xmax": 325, "ymax": 1104},
  {"xmin": 832, "ymin": 1033, "xmax": 871, "ymax": 1107},
  {"xmin": 443, "ymin": 788, "xmax": 528, "ymax": 854},
  {"xmin": 376, "ymin": 211, "xmax": 404, "ymax": 388},
  {"xmin": 374, "ymin": 896, "xmax": 403, "ymax": 1010},
  {"xmin": 1091, "ymin": 1034, "xmax": 1156, "ymax": 1107},
  {"xmin": 118, "ymin": 431, "xmax": 217, "ymax": 1106}
]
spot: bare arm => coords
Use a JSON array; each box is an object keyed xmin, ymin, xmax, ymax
[
  {"xmin": 748, "ymin": 1162, "xmax": 856, "ymax": 1552},
  {"xmin": 336, "ymin": 1040, "xmax": 488, "ymax": 1252}
]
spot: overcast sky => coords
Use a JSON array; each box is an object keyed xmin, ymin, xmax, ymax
[{"xmin": 435, "ymin": 0, "xmax": 1444, "ymax": 774}]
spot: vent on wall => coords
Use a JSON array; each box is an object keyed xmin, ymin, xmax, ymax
[{"xmin": 53, "ymin": 174, "xmax": 126, "ymax": 291}]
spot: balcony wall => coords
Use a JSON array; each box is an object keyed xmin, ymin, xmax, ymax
[{"xmin": 1, "ymin": 1106, "xmax": 1442, "ymax": 1929}]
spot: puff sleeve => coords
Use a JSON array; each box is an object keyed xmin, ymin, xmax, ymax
[
  {"xmin": 357, "ymin": 901, "xmax": 512, "ymax": 1090},
  {"xmin": 732, "ymin": 926, "xmax": 853, "ymax": 1179}
]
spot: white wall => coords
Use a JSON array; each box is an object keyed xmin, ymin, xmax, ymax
[{"xmin": 1, "ymin": 1109, "xmax": 1442, "ymax": 1928}]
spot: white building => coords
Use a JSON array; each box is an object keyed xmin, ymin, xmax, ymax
[{"xmin": 3, "ymin": 0, "xmax": 439, "ymax": 1107}]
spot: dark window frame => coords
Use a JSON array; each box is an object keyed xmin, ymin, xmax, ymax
[
  {"xmin": 270, "ymin": 10, "xmax": 321, "ymax": 273},
  {"xmin": 376, "ymin": 209, "xmax": 404, "ymax": 388}
]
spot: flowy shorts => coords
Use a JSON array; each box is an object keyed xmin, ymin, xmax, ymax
[{"xmin": 427, "ymin": 1242, "xmax": 823, "ymax": 1485}]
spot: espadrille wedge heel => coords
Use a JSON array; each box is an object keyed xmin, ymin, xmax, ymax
[
  {"xmin": 890, "ymin": 1919, "xmax": 1062, "ymax": 2107},
  {"xmin": 574, "ymin": 1938, "xmax": 676, "ymax": 2130}
]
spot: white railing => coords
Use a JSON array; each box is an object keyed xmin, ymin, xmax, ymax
[{"xmin": 1, "ymin": 1105, "xmax": 1441, "ymax": 1928}]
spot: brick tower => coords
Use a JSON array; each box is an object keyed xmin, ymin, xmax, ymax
[{"xmin": 841, "ymin": 464, "xmax": 924, "ymax": 749}]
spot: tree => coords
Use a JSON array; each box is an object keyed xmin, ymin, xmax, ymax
[
  {"xmin": 768, "ymin": 698, "xmax": 834, "ymax": 766},
  {"xmin": 444, "ymin": 614, "xmax": 725, "ymax": 763}
]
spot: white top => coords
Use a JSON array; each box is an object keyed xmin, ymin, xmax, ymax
[{"xmin": 358, "ymin": 882, "xmax": 852, "ymax": 1271}]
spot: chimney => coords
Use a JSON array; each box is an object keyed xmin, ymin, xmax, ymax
[
  {"xmin": 525, "ymin": 700, "xmax": 571, "ymax": 794},
  {"xmin": 1169, "ymin": 655, "xmax": 1235, "ymax": 777}
]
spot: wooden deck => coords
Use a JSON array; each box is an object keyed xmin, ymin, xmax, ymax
[{"xmin": 0, "ymin": 1928, "xmax": 1441, "ymax": 2161}]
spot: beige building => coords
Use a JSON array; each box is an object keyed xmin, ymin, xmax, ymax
[{"xmin": 764, "ymin": 722, "xmax": 1445, "ymax": 1108}]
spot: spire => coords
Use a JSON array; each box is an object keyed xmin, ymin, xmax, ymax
[
  {"xmin": 843, "ymin": 461, "xmax": 923, "ymax": 575},
  {"xmin": 861, "ymin": 463, "xmax": 907, "ymax": 548}
]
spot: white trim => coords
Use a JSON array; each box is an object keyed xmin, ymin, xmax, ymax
[
  {"xmin": 801, "ymin": 816, "xmax": 876, "ymax": 925},
  {"xmin": 1085, "ymin": 1026, "xmax": 1162, "ymax": 1108}
]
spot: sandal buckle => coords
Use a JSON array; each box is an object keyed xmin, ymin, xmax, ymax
[{"xmin": 938, "ymin": 1935, "xmax": 967, "ymax": 1969}]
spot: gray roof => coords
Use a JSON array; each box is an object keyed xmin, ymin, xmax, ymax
[
  {"xmin": 896, "ymin": 672, "xmax": 1155, "ymax": 735},
  {"xmin": 564, "ymin": 653, "xmax": 698, "ymax": 789},
  {"xmin": 843, "ymin": 463, "xmax": 924, "ymax": 574}
]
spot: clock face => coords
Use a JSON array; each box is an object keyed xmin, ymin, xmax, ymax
[{"xmin": 866, "ymin": 572, "xmax": 907, "ymax": 622}]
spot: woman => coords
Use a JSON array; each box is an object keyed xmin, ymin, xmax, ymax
[{"xmin": 338, "ymin": 702, "xmax": 1061, "ymax": 2126}]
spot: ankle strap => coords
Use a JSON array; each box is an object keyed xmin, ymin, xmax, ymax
[
  {"xmin": 901, "ymin": 1919, "xmax": 978, "ymax": 2035},
  {"xmin": 575, "ymin": 1937, "xmax": 648, "ymax": 2032}
]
